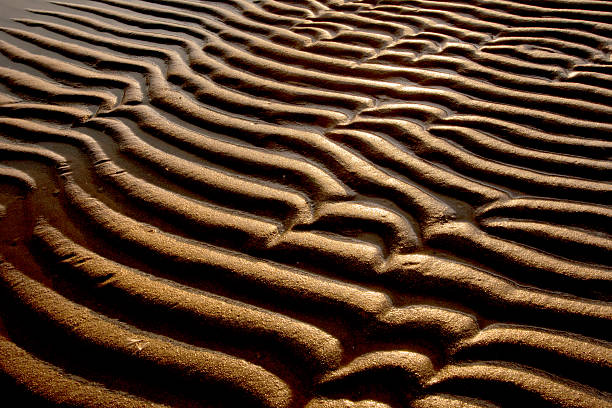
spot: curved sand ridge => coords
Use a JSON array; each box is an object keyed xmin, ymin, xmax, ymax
[{"xmin": 0, "ymin": 0, "xmax": 610, "ymax": 406}]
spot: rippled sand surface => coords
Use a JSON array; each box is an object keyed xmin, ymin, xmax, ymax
[{"xmin": 0, "ymin": 0, "xmax": 610, "ymax": 407}]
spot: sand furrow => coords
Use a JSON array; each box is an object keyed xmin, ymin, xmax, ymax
[
  {"xmin": 426, "ymin": 362, "xmax": 612, "ymax": 408},
  {"xmin": 33, "ymin": 220, "xmax": 344, "ymax": 371},
  {"xmin": 411, "ymin": 394, "xmax": 500, "ymax": 408},
  {"xmin": 87, "ymin": 0, "xmax": 310, "ymax": 47},
  {"xmin": 0, "ymin": 25, "xmax": 371, "ymax": 112},
  {"xmin": 95, "ymin": 120, "xmax": 455, "ymax": 226},
  {"xmin": 308, "ymin": 201, "xmax": 420, "ymax": 254},
  {"xmin": 0, "ymin": 39, "xmax": 142, "ymax": 105},
  {"xmin": 0, "ymin": 36, "xmax": 454, "ymax": 226},
  {"xmin": 32, "ymin": 202, "xmax": 482, "ymax": 351},
  {"xmin": 305, "ymin": 10, "xmax": 412, "ymax": 37},
  {"xmin": 360, "ymin": 105, "xmax": 612, "ymax": 157},
  {"xmin": 0, "ymin": 165, "xmax": 36, "ymax": 191},
  {"xmin": 326, "ymin": 128, "xmax": 508, "ymax": 206},
  {"xmin": 306, "ymin": 398, "xmax": 394, "ymax": 407},
  {"xmin": 428, "ymin": 125, "xmax": 612, "ymax": 180},
  {"xmin": 392, "ymin": 74, "xmax": 612, "ymax": 129},
  {"xmin": 0, "ymin": 146, "xmax": 482, "ymax": 357},
  {"xmin": 9, "ymin": 15, "xmax": 363, "ymax": 124},
  {"xmin": 72, "ymin": 1, "xmax": 376, "ymax": 69},
  {"xmin": 479, "ymin": 44, "xmax": 583, "ymax": 70},
  {"xmin": 259, "ymin": 0, "xmax": 316, "ymax": 18},
  {"xmin": 381, "ymin": 0, "xmax": 612, "ymax": 37},
  {"xmin": 355, "ymin": 87, "xmax": 612, "ymax": 140},
  {"xmin": 132, "ymin": 0, "xmax": 375, "ymax": 59},
  {"xmin": 0, "ymin": 92, "xmax": 18, "ymax": 105},
  {"xmin": 318, "ymin": 351, "xmax": 434, "ymax": 389},
  {"xmin": 477, "ymin": 198, "xmax": 612, "ymax": 234},
  {"xmin": 35, "ymin": 3, "xmax": 612, "ymax": 139},
  {"xmin": 0, "ymin": 260, "xmax": 293, "ymax": 408},
  {"xmin": 385, "ymin": 254, "xmax": 612, "ymax": 339},
  {"xmin": 202, "ymin": 0, "xmax": 304, "ymax": 26},
  {"xmin": 0, "ymin": 102, "xmax": 92, "ymax": 123},
  {"xmin": 73, "ymin": 3, "xmax": 612, "ymax": 128},
  {"xmin": 15, "ymin": 12, "xmax": 346, "ymax": 128},
  {"xmin": 0, "ymin": 144, "xmax": 446, "ymax": 327},
  {"xmin": 360, "ymin": 8, "xmax": 501, "ymax": 41},
  {"xmin": 452, "ymin": 324, "xmax": 612, "ymax": 391},
  {"xmin": 358, "ymin": 9, "xmax": 494, "ymax": 44},
  {"xmin": 450, "ymin": 0, "xmax": 612, "ymax": 28},
  {"xmin": 0, "ymin": 25, "xmax": 370, "ymax": 154},
  {"xmin": 325, "ymin": 30, "xmax": 394, "ymax": 49},
  {"xmin": 0, "ymin": 116, "xmax": 311, "ymax": 224},
  {"xmin": 2, "ymin": 28, "xmax": 340, "ymax": 127},
  {"xmin": 494, "ymin": 0, "xmax": 612, "ymax": 13},
  {"xmin": 0, "ymin": 140, "xmax": 69, "ymax": 166},
  {"xmin": 498, "ymin": 27, "xmax": 610, "ymax": 50},
  {"xmin": 58, "ymin": 176, "xmax": 392, "ymax": 319},
  {"xmin": 466, "ymin": 0, "xmax": 612, "ymax": 22},
  {"xmin": 99, "ymin": 120, "xmax": 455, "ymax": 227},
  {"xmin": 478, "ymin": 219, "xmax": 612, "ymax": 266},
  {"xmin": 439, "ymin": 115, "xmax": 612, "ymax": 159},
  {"xmin": 566, "ymin": 71, "xmax": 612, "ymax": 90},
  {"xmin": 0, "ymin": 117, "xmax": 400, "ymax": 274},
  {"xmin": 572, "ymin": 65, "xmax": 612, "ymax": 75},
  {"xmin": 0, "ymin": 335, "xmax": 170, "ymax": 408},
  {"xmin": 269, "ymin": 0, "xmax": 328, "ymax": 15},
  {"xmin": 487, "ymin": 36, "xmax": 602, "ymax": 61},
  {"xmin": 413, "ymin": 49, "xmax": 612, "ymax": 107},
  {"xmin": 91, "ymin": 109, "xmax": 352, "ymax": 202},
  {"xmin": 0, "ymin": 66, "xmax": 116, "ymax": 112},
  {"xmin": 425, "ymin": 222, "xmax": 612, "ymax": 299},
  {"xmin": 20, "ymin": 10, "xmax": 402, "ymax": 93},
  {"xmin": 373, "ymin": 306, "xmax": 478, "ymax": 346},
  {"xmin": 343, "ymin": 118, "xmax": 612, "ymax": 204},
  {"xmin": 448, "ymin": 46, "xmax": 565, "ymax": 79},
  {"xmin": 86, "ymin": 0, "xmax": 372, "ymax": 61}
]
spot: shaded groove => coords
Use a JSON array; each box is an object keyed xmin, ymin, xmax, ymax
[
  {"xmin": 89, "ymin": 108, "xmax": 352, "ymax": 203},
  {"xmin": 65, "ymin": 2, "xmax": 612, "ymax": 130},
  {"xmin": 41, "ymin": 3, "xmax": 350, "ymax": 127},
  {"xmin": 0, "ymin": 334, "xmax": 169, "ymax": 408},
  {"xmin": 0, "ymin": 260, "xmax": 293, "ymax": 408},
  {"xmin": 425, "ymin": 221, "xmax": 612, "ymax": 300},
  {"xmin": 0, "ymin": 165, "xmax": 37, "ymax": 191},
  {"xmin": 0, "ymin": 66, "xmax": 116, "ymax": 111},
  {"xmin": 452, "ymin": 324, "xmax": 612, "ymax": 391},
  {"xmin": 0, "ymin": 26, "xmax": 371, "ymax": 115},
  {"xmin": 385, "ymin": 254, "xmax": 612, "ymax": 339},
  {"xmin": 0, "ymin": 39, "xmax": 142, "ymax": 105},
  {"xmin": 33, "ymin": 220, "xmax": 344, "ymax": 372},
  {"xmin": 32, "ymin": 3, "xmax": 612, "ymax": 144},
  {"xmin": 476, "ymin": 198, "xmax": 612, "ymax": 234},
  {"xmin": 428, "ymin": 125, "xmax": 612, "ymax": 181},
  {"xmin": 0, "ymin": 116, "xmax": 311, "ymax": 226},
  {"xmin": 342, "ymin": 118, "xmax": 612, "ymax": 204},
  {"xmin": 426, "ymin": 362, "xmax": 612, "ymax": 408}
]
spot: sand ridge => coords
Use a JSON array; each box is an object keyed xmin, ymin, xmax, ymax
[{"xmin": 0, "ymin": 0, "xmax": 610, "ymax": 406}]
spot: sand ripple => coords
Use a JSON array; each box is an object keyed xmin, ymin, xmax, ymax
[{"xmin": 0, "ymin": 0, "xmax": 610, "ymax": 406}]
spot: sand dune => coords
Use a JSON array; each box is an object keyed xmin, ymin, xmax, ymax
[{"xmin": 0, "ymin": 0, "xmax": 610, "ymax": 406}]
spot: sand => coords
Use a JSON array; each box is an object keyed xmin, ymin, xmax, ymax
[{"xmin": 0, "ymin": 0, "xmax": 610, "ymax": 406}]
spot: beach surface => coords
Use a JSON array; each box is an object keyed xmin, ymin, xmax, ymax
[{"xmin": 0, "ymin": 0, "xmax": 610, "ymax": 406}]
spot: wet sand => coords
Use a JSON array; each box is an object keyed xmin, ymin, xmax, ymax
[{"xmin": 0, "ymin": 0, "xmax": 610, "ymax": 407}]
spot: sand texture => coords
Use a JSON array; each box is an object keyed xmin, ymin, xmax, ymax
[{"xmin": 0, "ymin": 0, "xmax": 610, "ymax": 406}]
